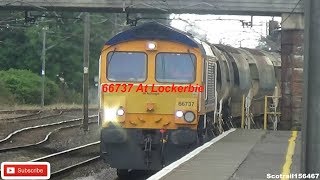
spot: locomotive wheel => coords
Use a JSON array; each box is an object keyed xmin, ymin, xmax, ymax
[
  {"xmin": 212, "ymin": 123, "xmax": 221, "ymax": 136},
  {"xmin": 117, "ymin": 169, "xmax": 129, "ymax": 179},
  {"xmin": 198, "ymin": 115, "xmax": 216, "ymax": 144},
  {"xmin": 197, "ymin": 115, "xmax": 206, "ymax": 145}
]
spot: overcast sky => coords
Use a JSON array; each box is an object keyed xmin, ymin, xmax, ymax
[{"xmin": 170, "ymin": 14, "xmax": 281, "ymax": 48}]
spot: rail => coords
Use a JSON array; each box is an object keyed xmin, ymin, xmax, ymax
[
  {"xmin": 0, "ymin": 121, "xmax": 97, "ymax": 152},
  {"xmin": 0, "ymin": 115, "xmax": 98, "ymax": 143},
  {"xmin": 29, "ymin": 141, "xmax": 100, "ymax": 162}
]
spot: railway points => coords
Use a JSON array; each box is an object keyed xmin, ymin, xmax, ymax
[
  {"xmin": 0, "ymin": 120, "xmax": 97, "ymax": 152},
  {"xmin": 0, "ymin": 109, "xmax": 97, "ymax": 140},
  {"xmin": 0, "ymin": 115, "xmax": 98, "ymax": 144},
  {"xmin": 148, "ymin": 129, "xmax": 301, "ymax": 180}
]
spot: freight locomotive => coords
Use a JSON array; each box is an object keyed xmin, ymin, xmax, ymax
[{"xmin": 98, "ymin": 22, "xmax": 281, "ymax": 177}]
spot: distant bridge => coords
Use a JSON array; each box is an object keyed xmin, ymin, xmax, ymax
[{"xmin": 0, "ymin": 0, "xmax": 304, "ymax": 16}]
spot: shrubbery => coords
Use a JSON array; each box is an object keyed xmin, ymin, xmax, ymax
[
  {"xmin": 0, "ymin": 69, "xmax": 59, "ymax": 105},
  {"xmin": 55, "ymin": 87, "xmax": 82, "ymax": 104},
  {"xmin": 0, "ymin": 80, "xmax": 15, "ymax": 105}
]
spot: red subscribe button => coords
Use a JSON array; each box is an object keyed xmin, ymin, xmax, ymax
[{"xmin": 1, "ymin": 162, "xmax": 50, "ymax": 179}]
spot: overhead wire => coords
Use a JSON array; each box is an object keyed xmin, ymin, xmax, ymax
[
  {"xmin": 152, "ymin": 0, "xmax": 169, "ymax": 10},
  {"xmin": 281, "ymin": 0, "xmax": 302, "ymax": 25}
]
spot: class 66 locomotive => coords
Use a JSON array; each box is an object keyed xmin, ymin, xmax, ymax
[{"xmin": 98, "ymin": 22, "xmax": 280, "ymax": 177}]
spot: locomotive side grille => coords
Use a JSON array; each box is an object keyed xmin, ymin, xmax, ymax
[{"xmin": 206, "ymin": 62, "xmax": 215, "ymax": 105}]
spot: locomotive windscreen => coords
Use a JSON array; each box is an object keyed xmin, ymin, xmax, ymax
[
  {"xmin": 155, "ymin": 53, "xmax": 196, "ymax": 83},
  {"xmin": 107, "ymin": 52, "xmax": 147, "ymax": 82}
]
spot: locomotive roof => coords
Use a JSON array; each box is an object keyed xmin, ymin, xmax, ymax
[{"xmin": 105, "ymin": 21, "xmax": 200, "ymax": 48}]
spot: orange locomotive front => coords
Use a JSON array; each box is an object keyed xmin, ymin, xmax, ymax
[{"xmin": 98, "ymin": 22, "xmax": 215, "ymax": 176}]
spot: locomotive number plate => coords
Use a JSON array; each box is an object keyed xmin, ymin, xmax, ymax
[
  {"xmin": 175, "ymin": 98, "xmax": 197, "ymax": 110},
  {"xmin": 178, "ymin": 101, "xmax": 194, "ymax": 106}
]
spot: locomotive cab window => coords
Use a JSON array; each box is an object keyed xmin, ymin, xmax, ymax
[
  {"xmin": 107, "ymin": 52, "xmax": 147, "ymax": 82},
  {"xmin": 156, "ymin": 53, "xmax": 196, "ymax": 83}
]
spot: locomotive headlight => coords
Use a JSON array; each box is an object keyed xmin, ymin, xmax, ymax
[
  {"xmin": 116, "ymin": 108, "xmax": 125, "ymax": 116},
  {"xmin": 184, "ymin": 111, "xmax": 195, "ymax": 123},
  {"xmin": 104, "ymin": 108, "xmax": 117, "ymax": 122},
  {"xmin": 146, "ymin": 41, "xmax": 157, "ymax": 50},
  {"xmin": 175, "ymin": 110, "xmax": 183, "ymax": 118}
]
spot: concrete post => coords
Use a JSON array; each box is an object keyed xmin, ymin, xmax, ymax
[
  {"xmin": 280, "ymin": 13, "xmax": 304, "ymax": 130},
  {"xmin": 82, "ymin": 12, "xmax": 90, "ymax": 131},
  {"xmin": 41, "ymin": 27, "xmax": 46, "ymax": 108},
  {"xmin": 301, "ymin": 0, "xmax": 320, "ymax": 173}
]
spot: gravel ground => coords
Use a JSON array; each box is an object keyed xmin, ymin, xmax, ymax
[
  {"xmin": 0, "ymin": 148, "xmax": 50, "ymax": 162},
  {"xmin": 0, "ymin": 109, "xmax": 58, "ymax": 121},
  {"xmin": 0, "ymin": 109, "xmax": 97, "ymax": 140},
  {"xmin": 40, "ymin": 123, "xmax": 100, "ymax": 151},
  {"xmin": 0, "ymin": 109, "xmax": 81, "ymax": 121},
  {"xmin": 55, "ymin": 159, "xmax": 117, "ymax": 180},
  {"xmin": 57, "ymin": 159, "xmax": 156, "ymax": 180},
  {"xmin": 0, "ymin": 112, "xmax": 35, "ymax": 119},
  {"xmin": 0, "ymin": 110, "xmax": 40, "ymax": 119}
]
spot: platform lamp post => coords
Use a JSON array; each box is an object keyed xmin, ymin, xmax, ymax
[{"xmin": 41, "ymin": 26, "xmax": 48, "ymax": 108}]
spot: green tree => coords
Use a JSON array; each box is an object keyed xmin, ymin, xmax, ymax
[
  {"xmin": 0, "ymin": 12, "xmax": 127, "ymax": 93},
  {"xmin": 256, "ymin": 30, "xmax": 281, "ymax": 51},
  {"xmin": 1, "ymin": 11, "xmax": 170, "ymax": 105},
  {"xmin": 0, "ymin": 79, "xmax": 15, "ymax": 105}
]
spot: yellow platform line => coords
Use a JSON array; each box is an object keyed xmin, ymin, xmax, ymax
[{"xmin": 281, "ymin": 131, "xmax": 298, "ymax": 180}]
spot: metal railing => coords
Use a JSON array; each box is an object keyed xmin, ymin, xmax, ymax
[
  {"xmin": 241, "ymin": 95, "xmax": 281, "ymax": 130},
  {"xmin": 263, "ymin": 96, "xmax": 281, "ymax": 130},
  {"xmin": 241, "ymin": 95, "xmax": 245, "ymax": 129}
]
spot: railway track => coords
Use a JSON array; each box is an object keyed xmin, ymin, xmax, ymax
[
  {"xmin": 0, "ymin": 110, "xmax": 42, "ymax": 121},
  {"xmin": 0, "ymin": 109, "xmax": 98, "ymax": 140},
  {"xmin": 0, "ymin": 115, "xmax": 98, "ymax": 149},
  {"xmin": 0, "ymin": 108, "xmax": 95, "ymax": 122},
  {"xmin": 1, "ymin": 110, "xmax": 61, "ymax": 122},
  {"xmin": 0, "ymin": 109, "xmax": 40, "ymax": 115},
  {"xmin": 0, "ymin": 121, "xmax": 98, "ymax": 152},
  {"xmin": 29, "ymin": 142, "xmax": 101, "ymax": 178}
]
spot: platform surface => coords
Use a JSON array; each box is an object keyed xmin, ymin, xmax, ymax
[{"xmin": 148, "ymin": 128, "xmax": 300, "ymax": 180}]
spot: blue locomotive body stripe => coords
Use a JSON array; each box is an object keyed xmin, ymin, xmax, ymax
[{"xmin": 105, "ymin": 21, "xmax": 199, "ymax": 48}]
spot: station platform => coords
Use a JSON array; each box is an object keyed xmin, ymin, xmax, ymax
[{"xmin": 148, "ymin": 128, "xmax": 300, "ymax": 180}]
